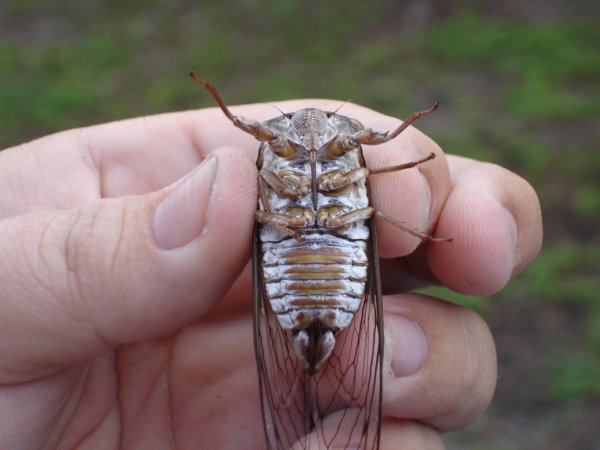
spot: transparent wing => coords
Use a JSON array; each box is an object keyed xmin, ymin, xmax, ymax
[{"xmin": 253, "ymin": 222, "xmax": 383, "ymax": 450}]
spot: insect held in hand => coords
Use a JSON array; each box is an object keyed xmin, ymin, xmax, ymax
[{"xmin": 190, "ymin": 71, "xmax": 451, "ymax": 449}]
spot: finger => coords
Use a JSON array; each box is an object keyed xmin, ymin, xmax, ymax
[
  {"xmin": 0, "ymin": 101, "xmax": 429, "ymax": 214},
  {"xmin": 0, "ymin": 101, "xmax": 355, "ymax": 213},
  {"xmin": 423, "ymin": 155, "xmax": 543, "ymax": 295},
  {"xmin": 383, "ymin": 294, "xmax": 497, "ymax": 431},
  {"xmin": 380, "ymin": 420, "xmax": 444, "ymax": 450},
  {"xmin": 0, "ymin": 111, "xmax": 233, "ymax": 217},
  {"xmin": 0, "ymin": 148, "xmax": 256, "ymax": 381},
  {"xmin": 361, "ymin": 112, "xmax": 451, "ymax": 258},
  {"xmin": 294, "ymin": 414, "xmax": 443, "ymax": 450}
]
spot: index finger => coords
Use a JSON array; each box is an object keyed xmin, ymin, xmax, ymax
[
  {"xmin": 0, "ymin": 109, "xmax": 240, "ymax": 218},
  {"xmin": 0, "ymin": 101, "xmax": 401, "ymax": 215}
]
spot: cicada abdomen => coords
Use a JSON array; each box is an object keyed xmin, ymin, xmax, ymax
[{"xmin": 190, "ymin": 72, "xmax": 447, "ymax": 450}]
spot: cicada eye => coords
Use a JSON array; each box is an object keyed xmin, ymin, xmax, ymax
[{"xmin": 350, "ymin": 118, "xmax": 365, "ymax": 132}]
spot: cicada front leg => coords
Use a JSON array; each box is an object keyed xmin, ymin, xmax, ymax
[
  {"xmin": 255, "ymin": 175, "xmax": 313, "ymax": 241},
  {"xmin": 260, "ymin": 167, "xmax": 311, "ymax": 199},
  {"xmin": 351, "ymin": 103, "xmax": 439, "ymax": 146}
]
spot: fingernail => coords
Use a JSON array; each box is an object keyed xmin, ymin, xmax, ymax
[
  {"xmin": 387, "ymin": 315, "xmax": 428, "ymax": 376},
  {"xmin": 152, "ymin": 156, "xmax": 217, "ymax": 249},
  {"xmin": 503, "ymin": 206, "xmax": 519, "ymax": 264},
  {"xmin": 417, "ymin": 170, "xmax": 432, "ymax": 228}
]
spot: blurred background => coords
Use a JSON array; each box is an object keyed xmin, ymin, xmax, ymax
[{"xmin": 1, "ymin": 0, "xmax": 598, "ymax": 448}]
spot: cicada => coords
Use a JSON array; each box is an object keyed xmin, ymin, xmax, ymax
[{"xmin": 190, "ymin": 72, "xmax": 448, "ymax": 449}]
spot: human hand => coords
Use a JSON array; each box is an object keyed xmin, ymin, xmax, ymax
[{"xmin": 0, "ymin": 101, "xmax": 541, "ymax": 449}]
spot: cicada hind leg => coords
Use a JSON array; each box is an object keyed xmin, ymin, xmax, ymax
[
  {"xmin": 371, "ymin": 150, "xmax": 452, "ymax": 242},
  {"xmin": 358, "ymin": 104, "xmax": 452, "ymax": 243}
]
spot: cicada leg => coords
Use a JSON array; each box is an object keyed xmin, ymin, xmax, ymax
[
  {"xmin": 325, "ymin": 103, "xmax": 439, "ymax": 159},
  {"xmin": 190, "ymin": 70, "xmax": 293, "ymax": 156},
  {"xmin": 317, "ymin": 153, "xmax": 436, "ymax": 191},
  {"xmin": 260, "ymin": 167, "xmax": 312, "ymax": 199},
  {"xmin": 352, "ymin": 103, "xmax": 439, "ymax": 146},
  {"xmin": 316, "ymin": 206, "xmax": 374, "ymax": 227},
  {"xmin": 368, "ymin": 152, "xmax": 436, "ymax": 175},
  {"xmin": 318, "ymin": 154, "xmax": 452, "ymax": 242},
  {"xmin": 375, "ymin": 210, "xmax": 452, "ymax": 242},
  {"xmin": 255, "ymin": 176, "xmax": 311, "ymax": 241}
]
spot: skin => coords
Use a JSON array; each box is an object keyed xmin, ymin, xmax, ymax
[{"xmin": 0, "ymin": 101, "xmax": 542, "ymax": 449}]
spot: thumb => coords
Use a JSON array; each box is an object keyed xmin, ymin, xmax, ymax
[{"xmin": 0, "ymin": 147, "xmax": 256, "ymax": 380}]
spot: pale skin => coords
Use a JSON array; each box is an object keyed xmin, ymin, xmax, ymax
[{"xmin": 0, "ymin": 101, "xmax": 542, "ymax": 449}]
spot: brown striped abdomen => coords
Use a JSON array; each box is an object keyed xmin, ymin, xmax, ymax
[{"xmin": 260, "ymin": 231, "xmax": 368, "ymax": 332}]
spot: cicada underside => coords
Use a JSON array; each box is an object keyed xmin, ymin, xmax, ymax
[{"xmin": 190, "ymin": 72, "xmax": 450, "ymax": 450}]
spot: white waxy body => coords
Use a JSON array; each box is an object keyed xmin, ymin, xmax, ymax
[{"xmin": 257, "ymin": 108, "xmax": 372, "ymax": 371}]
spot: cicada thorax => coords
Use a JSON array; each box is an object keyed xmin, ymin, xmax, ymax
[{"xmin": 257, "ymin": 109, "xmax": 372, "ymax": 375}]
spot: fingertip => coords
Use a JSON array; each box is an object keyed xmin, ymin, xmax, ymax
[
  {"xmin": 69, "ymin": 146, "xmax": 257, "ymax": 350},
  {"xmin": 152, "ymin": 155, "xmax": 218, "ymax": 250},
  {"xmin": 428, "ymin": 158, "xmax": 544, "ymax": 296},
  {"xmin": 152, "ymin": 145, "xmax": 257, "ymax": 253},
  {"xmin": 203, "ymin": 146, "xmax": 258, "ymax": 234},
  {"xmin": 429, "ymin": 190, "xmax": 516, "ymax": 295},
  {"xmin": 154, "ymin": 145, "xmax": 256, "ymax": 304}
]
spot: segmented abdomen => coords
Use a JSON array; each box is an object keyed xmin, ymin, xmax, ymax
[{"xmin": 260, "ymin": 230, "xmax": 368, "ymax": 332}]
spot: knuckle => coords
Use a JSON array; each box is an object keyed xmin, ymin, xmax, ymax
[{"xmin": 62, "ymin": 201, "xmax": 131, "ymax": 303}]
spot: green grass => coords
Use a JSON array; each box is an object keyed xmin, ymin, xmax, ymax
[
  {"xmin": 551, "ymin": 354, "xmax": 600, "ymax": 403},
  {"xmin": 415, "ymin": 285, "xmax": 490, "ymax": 314},
  {"xmin": 505, "ymin": 242, "xmax": 600, "ymax": 307},
  {"xmin": 504, "ymin": 241, "xmax": 600, "ymax": 402}
]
